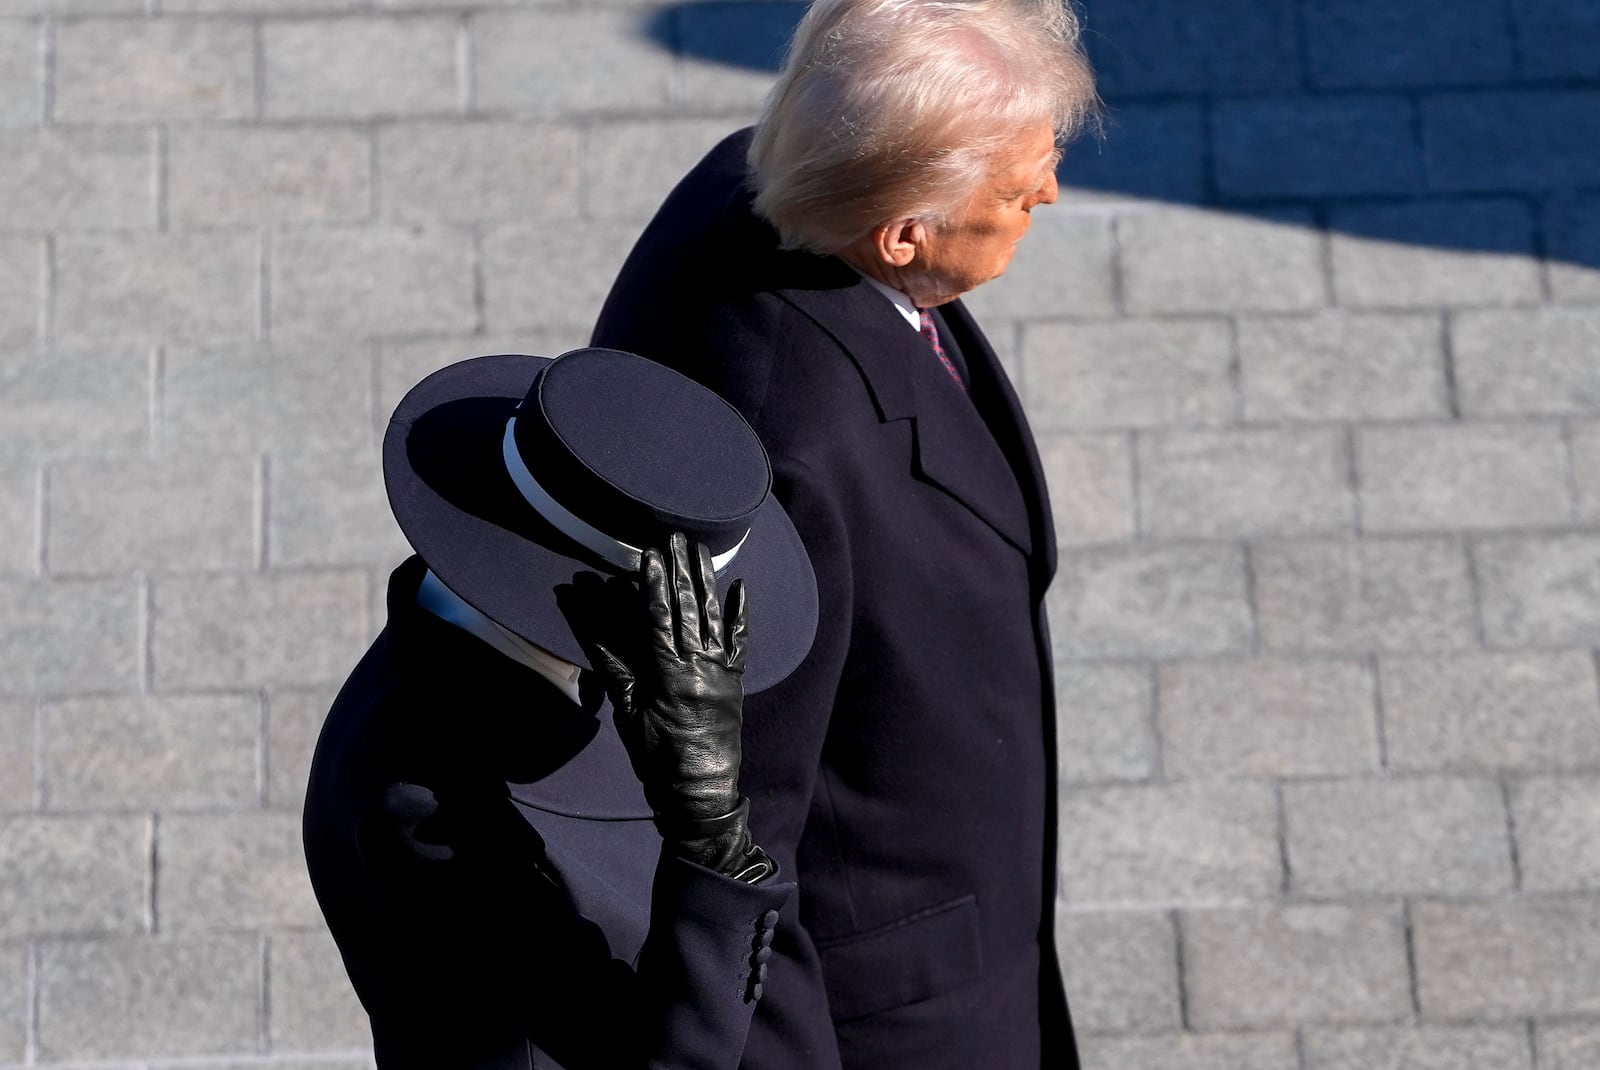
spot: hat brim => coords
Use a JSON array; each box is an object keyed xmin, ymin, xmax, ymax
[{"xmin": 382, "ymin": 353, "xmax": 819, "ymax": 694}]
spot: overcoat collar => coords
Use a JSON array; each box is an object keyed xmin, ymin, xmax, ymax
[{"xmin": 775, "ymin": 269, "xmax": 1042, "ymax": 560}]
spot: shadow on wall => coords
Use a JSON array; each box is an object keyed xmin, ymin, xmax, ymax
[{"xmin": 641, "ymin": 0, "xmax": 1600, "ymax": 271}]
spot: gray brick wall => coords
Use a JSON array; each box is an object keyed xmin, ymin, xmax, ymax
[{"xmin": 0, "ymin": 0, "xmax": 1595, "ymax": 1065}]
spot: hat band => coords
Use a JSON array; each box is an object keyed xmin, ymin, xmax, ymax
[{"xmin": 501, "ymin": 418, "xmax": 749, "ymax": 573}]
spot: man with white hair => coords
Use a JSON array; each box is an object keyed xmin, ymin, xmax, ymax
[{"xmin": 593, "ymin": 1, "xmax": 1099, "ymax": 1065}]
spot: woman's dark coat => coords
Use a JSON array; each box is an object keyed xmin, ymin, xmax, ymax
[
  {"xmin": 303, "ymin": 556, "xmax": 795, "ymax": 1069},
  {"xmin": 591, "ymin": 129, "xmax": 1077, "ymax": 1070}
]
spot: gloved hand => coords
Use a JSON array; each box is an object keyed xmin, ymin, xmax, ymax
[{"xmin": 586, "ymin": 533, "xmax": 774, "ymax": 882}]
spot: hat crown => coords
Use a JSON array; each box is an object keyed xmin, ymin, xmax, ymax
[{"xmin": 513, "ymin": 348, "xmax": 770, "ymax": 556}]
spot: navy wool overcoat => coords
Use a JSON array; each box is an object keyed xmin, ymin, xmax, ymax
[{"xmin": 591, "ymin": 129, "xmax": 1077, "ymax": 1070}]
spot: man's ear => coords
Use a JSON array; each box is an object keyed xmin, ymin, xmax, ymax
[{"xmin": 872, "ymin": 218, "xmax": 926, "ymax": 267}]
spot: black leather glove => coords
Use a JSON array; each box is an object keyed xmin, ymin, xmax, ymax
[{"xmin": 586, "ymin": 533, "xmax": 774, "ymax": 883}]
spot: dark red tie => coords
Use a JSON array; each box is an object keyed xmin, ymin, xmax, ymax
[{"xmin": 918, "ymin": 309, "xmax": 967, "ymax": 394}]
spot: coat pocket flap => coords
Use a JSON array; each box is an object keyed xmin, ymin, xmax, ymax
[{"xmin": 815, "ymin": 894, "xmax": 982, "ymax": 1022}]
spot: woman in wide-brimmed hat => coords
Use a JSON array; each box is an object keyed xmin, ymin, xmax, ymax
[{"xmin": 302, "ymin": 347, "xmax": 818, "ymax": 1069}]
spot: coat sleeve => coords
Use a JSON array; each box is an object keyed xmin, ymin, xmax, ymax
[{"xmin": 354, "ymin": 776, "xmax": 794, "ymax": 1070}]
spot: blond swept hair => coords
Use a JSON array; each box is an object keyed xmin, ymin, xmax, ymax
[{"xmin": 748, "ymin": 0, "xmax": 1099, "ymax": 254}]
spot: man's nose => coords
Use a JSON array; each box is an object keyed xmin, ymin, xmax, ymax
[{"xmin": 1039, "ymin": 168, "xmax": 1059, "ymax": 205}]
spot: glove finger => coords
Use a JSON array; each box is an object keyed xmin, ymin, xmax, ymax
[
  {"xmin": 669, "ymin": 531, "xmax": 702, "ymax": 657},
  {"xmin": 587, "ymin": 642, "xmax": 637, "ymax": 713},
  {"xmin": 696, "ymin": 539, "xmax": 725, "ymax": 656},
  {"xmin": 641, "ymin": 546, "xmax": 676, "ymax": 658},
  {"xmin": 725, "ymin": 578, "xmax": 749, "ymax": 674}
]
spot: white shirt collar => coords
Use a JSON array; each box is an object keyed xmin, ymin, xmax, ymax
[
  {"xmin": 415, "ymin": 569, "xmax": 585, "ymax": 705},
  {"xmin": 849, "ymin": 265, "xmax": 922, "ymax": 331}
]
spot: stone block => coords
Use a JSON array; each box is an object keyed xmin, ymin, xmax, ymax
[
  {"xmin": 376, "ymin": 331, "xmax": 586, "ymax": 426},
  {"xmin": 270, "ymin": 226, "xmax": 476, "ymax": 339},
  {"xmin": 269, "ymin": 928, "xmax": 370, "ymax": 1050},
  {"xmin": 37, "ymin": 934, "xmax": 258, "ymax": 1059},
  {"xmin": 482, "ymin": 220, "xmax": 641, "ymax": 333},
  {"xmin": 1049, "ymin": 544, "xmax": 1252, "ymax": 659},
  {"xmin": 0, "ymin": 21, "xmax": 38, "ymax": 126},
  {"xmin": 1058, "ymin": 102, "xmax": 1208, "ymax": 205},
  {"xmin": 581, "ymin": 119, "xmax": 731, "ymax": 223},
  {"xmin": 155, "ymin": 1062, "xmax": 372, "ymax": 1070},
  {"xmin": 1120, "ymin": 207, "xmax": 1324, "ymax": 314},
  {"xmin": 1253, "ymin": 538, "xmax": 1477, "ymax": 653},
  {"xmin": 1077, "ymin": 1033, "xmax": 1297, "ymax": 1070},
  {"xmin": 1454, "ymin": 307, "xmax": 1600, "ymax": 416},
  {"xmin": 672, "ymin": 4, "xmax": 789, "ymax": 110},
  {"xmin": 1512, "ymin": 777, "xmax": 1600, "ymax": 892},
  {"xmin": 1022, "ymin": 318, "xmax": 1233, "ymax": 431},
  {"xmin": 151, "ymin": 571, "xmax": 369, "ymax": 689},
  {"xmin": 56, "ymin": 231, "xmax": 257, "ymax": 342},
  {"xmin": 264, "ymin": 17, "xmax": 458, "ymax": 119},
  {"xmin": 1285, "ymin": 776, "xmax": 1512, "ymax": 896},
  {"xmin": 1547, "ymin": 195, "xmax": 1600, "ymax": 302},
  {"xmin": 1238, "ymin": 312, "xmax": 1448, "ymax": 423},
  {"xmin": 1058, "ymin": 782, "xmax": 1279, "ymax": 905},
  {"xmin": 1083, "ymin": 0, "xmax": 1300, "ymax": 95},
  {"xmin": 162, "ymin": 0, "xmax": 362, "ymax": 14},
  {"xmin": 1576, "ymin": 422, "xmax": 1600, "ymax": 522},
  {"xmin": 1414, "ymin": 897, "xmax": 1600, "ymax": 1017},
  {"xmin": 47, "ymin": 453, "xmax": 257, "ymax": 573},
  {"xmin": 267, "ymin": 688, "xmax": 335, "ymax": 811},
  {"xmin": 1056, "ymin": 663, "xmax": 1155, "ymax": 784},
  {"xmin": 0, "ymin": 237, "xmax": 36, "ymax": 348},
  {"xmin": 1213, "ymin": 97, "xmax": 1423, "ymax": 199},
  {"xmin": 1423, "ymin": 90, "xmax": 1600, "ymax": 192},
  {"xmin": 161, "ymin": 813, "xmax": 320, "ymax": 930},
  {"xmin": 1055, "ymin": 910, "xmax": 1180, "ymax": 1032},
  {"xmin": 55, "ymin": 18, "xmax": 254, "ymax": 122},
  {"xmin": 1330, "ymin": 200, "xmax": 1540, "ymax": 308},
  {"xmin": 0, "ymin": 0, "xmax": 136, "ymax": 12},
  {"xmin": 381, "ymin": 121, "xmax": 579, "ymax": 224},
  {"xmin": 959, "ymin": 213, "xmax": 1116, "ymax": 321},
  {"xmin": 162, "ymin": 342, "xmax": 372, "ymax": 454},
  {"xmin": 473, "ymin": 11, "xmax": 673, "ymax": 116},
  {"xmin": 1513, "ymin": 0, "xmax": 1600, "ymax": 79},
  {"xmin": 0, "ymin": 814, "xmax": 148, "ymax": 937},
  {"xmin": 1037, "ymin": 433, "xmax": 1134, "ymax": 546},
  {"xmin": 1304, "ymin": 1025, "xmax": 1532, "ymax": 1070},
  {"xmin": 0, "ymin": 462, "xmax": 36, "ymax": 577},
  {"xmin": 1184, "ymin": 905, "xmax": 1411, "ymax": 1027},
  {"xmin": 1542, "ymin": 1022, "xmax": 1600, "ymax": 1070},
  {"xmin": 0, "ymin": 128, "xmax": 153, "ymax": 228},
  {"xmin": 0, "ymin": 942, "xmax": 21, "ymax": 1062},
  {"xmin": 1159, "ymin": 658, "xmax": 1377, "ymax": 779},
  {"xmin": 171, "ymin": 127, "xmax": 371, "ymax": 227},
  {"xmin": 1356, "ymin": 423, "xmax": 1571, "ymax": 532},
  {"xmin": 269, "ymin": 441, "xmax": 407, "ymax": 567},
  {"xmin": 1139, "ymin": 428, "xmax": 1353, "ymax": 538},
  {"xmin": 1477, "ymin": 535, "xmax": 1600, "ymax": 646},
  {"xmin": 1304, "ymin": 0, "xmax": 1514, "ymax": 87},
  {"xmin": 0, "ymin": 577, "xmax": 138, "ymax": 691},
  {"xmin": 0, "ymin": 699, "xmax": 31, "ymax": 811},
  {"xmin": 40, "ymin": 693, "xmax": 258, "ymax": 811},
  {"xmin": 0, "ymin": 344, "xmax": 148, "ymax": 461},
  {"xmin": 1382, "ymin": 650, "xmax": 1600, "ymax": 772}
]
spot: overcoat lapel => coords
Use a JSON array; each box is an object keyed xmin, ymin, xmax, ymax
[
  {"xmin": 777, "ymin": 278, "xmax": 1033, "ymax": 556},
  {"xmin": 939, "ymin": 299, "xmax": 1059, "ymax": 581}
]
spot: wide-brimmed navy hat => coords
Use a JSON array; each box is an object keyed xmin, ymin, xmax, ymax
[{"xmin": 383, "ymin": 348, "xmax": 818, "ymax": 693}]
